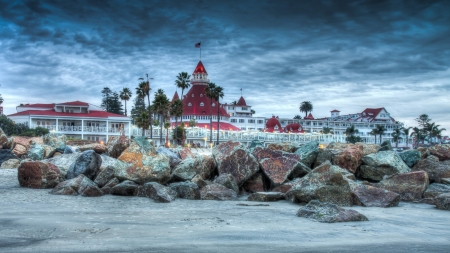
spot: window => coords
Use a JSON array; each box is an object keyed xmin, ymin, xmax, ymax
[
  {"xmin": 239, "ymin": 119, "xmax": 245, "ymax": 123},
  {"xmin": 188, "ymin": 103, "xmax": 192, "ymax": 106},
  {"xmin": 231, "ymin": 119, "xmax": 237, "ymax": 123},
  {"xmin": 257, "ymin": 120, "xmax": 264, "ymax": 124},
  {"xmin": 200, "ymin": 102, "xmax": 204, "ymax": 106},
  {"xmin": 192, "ymin": 94, "xmax": 194, "ymax": 97},
  {"xmin": 242, "ymin": 107, "xmax": 248, "ymax": 110},
  {"xmin": 200, "ymin": 94, "xmax": 203, "ymax": 97},
  {"xmin": 212, "ymin": 103, "xmax": 215, "ymax": 107},
  {"xmin": 248, "ymin": 119, "xmax": 255, "ymax": 123}
]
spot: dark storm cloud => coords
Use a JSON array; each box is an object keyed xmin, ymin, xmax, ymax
[{"xmin": 0, "ymin": 0, "xmax": 449, "ymax": 132}]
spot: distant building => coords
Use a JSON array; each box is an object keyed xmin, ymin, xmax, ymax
[{"xmin": 7, "ymin": 101, "xmax": 132, "ymax": 142}]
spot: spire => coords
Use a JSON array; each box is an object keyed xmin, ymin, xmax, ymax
[
  {"xmin": 191, "ymin": 61, "xmax": 209, "ymax": 85},
  {"xmin": 237, "ymin": 96, "xmax": 247, "ymax": 106},
  {"xmin": 171, "ymin": 91, "xmax": 180, "ymax": 102},
  {"xmin": 193, "ymin": 61, "xmax": 207, "ymax": 74}
]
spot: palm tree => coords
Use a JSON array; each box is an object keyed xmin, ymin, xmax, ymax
[
  {"xmin": 214, "ymin": 86, "xmax": 224, "ymax": 145},
  {"xmin": 376, "ymin": 125, "xmax": 386, "ymax": 143},
  {"xmin": 204, "ymin": 82, "xmax": 217, "ymax": 145},
  {"xmin": 137, "ymin": 74, "xmax": 152, "ymax": 138},
  {"xmin": 370, "ymin": 128, "xmax": 379, "ymax": 144},
  {"xmin": 411, "ymin": 127, "xmax": 426, "ymax": 148},
  {"xmin": 322, "ymin": 127, "xmax": 333, "ymax": 134},
  {"xmin": 153, "ymin": 89, "xmax": 170, "ymax": 146},
  {"xmin": 391, "ymin": 127, "xmax": 402, "ymax": 147},
  {"xmin": 293, "ymin": 115, "xmax": 302, "ymax": 119},
  {"xmin": 432, "ymin": 126, "xmax": 446, "ymax": 144},
  {"xmin": 299, "ymin": 101, "xmax": 313, "ymax": 117},
  {"xmin": 135, "ymin": 111, "xmax": 149, "ymax": 137},
  {"xmin": 402, "ymin": 127, "xmax": 412, "ymax": 147},
  {"xmin": 427, "ymin": 123, "xmax": 446, "ymax": 144},
  {"xmin": 119, "ymin": 88, "xmax": 132, "ymax": 116},
  {"xmin": 170, "ymin": 99, "xmax": 183, "ymax": 146},
  {"xmin": 175, "ymin": 72, "xmax": 191, "ymax": 125},
  {"xmin": 345, "ymin": 125, "xmax": 360, "ymax": 144},
  {"xmin": 164, "ymin": 121, "xmax": 171, "ymax": 147},
  {"xmin": 0, "ymin": 95, "xmax": 3, "ymax": 105}
]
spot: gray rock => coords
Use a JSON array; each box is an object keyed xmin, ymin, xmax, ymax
[
  {"xmin": 378, "ymin": 140, "xmax": 393, "ymax": 151},
  {"xmin": 411, "ymin": 156, "xmax": 450, "ymax": 183},
  {"xmin": 247, "ymin": 192, "xmax": 284, "ymax": 202},
  {"xmin": 106, "ymin": 135, "xmax": 131, "ymax": 158},
  {"xmin": 0, "ymin": 158, "xmax": 20, "ymax": 169},
  {"xmin": 43, "ymin": 133, "xmax": 66, "ymax": 151},
  {"xmin": 248, "ymin": 139, "xmax": 264, "ymax": 152},
  {"xmin": 44, "ymin": 153, "xmax": 82, "ymax": 176},
  {"xmin": 213, "ymin": 173, "xmax": 239, "ymax": 194},
  {"xmin": 435, "ymin": 193, "xmax": 450, "ymax": 210},
  {"xmin": 171, "ymin": 155, "xmax": 216, "ymax": 181},
  {"xmin": 169, "ymin": 181, "xmax": 200, "ymax": 200},
  {"xmin": 352, "ymin": 185, "xmax": 400, "ymax": 207},
  {"xmin": 398, "ymin": 150, "xmax": 422, "ymax": 167},
  {"xmin": 200, "ymin": 183, "xmax": 237, "ymax": 201},
  {"xmin": 442, "ymin": 178, "xmax": 450, "ymax": 185},
  {"xmin": 111, "ymin": 180, "xmax": 139, "ymax": 196},
  {"xmin": 373, "ymin": 171, "xmax": 429, "ymax": 202},
  {"xmin": 360, "ymin": 151, "xmax": 410, "ymax": 181},
  {"xmin": 423, "ymin": 183, "xmax": 450, "ymax": 199},
  {"xmin": 142, "ymin": 182, "xmax": 177, "ymax": 203},
  {"xmin": 100, "ymin": 178, "xmax": 120, "ymax": 194},
  {"xmin": 0, "ymin": 149, "xmax": 19, "ymax": 167},
  {"xmin": 296, "ymin": 200, "xmax": 368, "ymax": 223},
  {"xmin": 78, "ymin": 177, "xmax": 104, "ymax": 197},
  {"xmin": 294, "ymin": 141, "xmax": 319, "ymax": 167},
  {"xmin": 94, "ymin": 166, "xmax": 115, "ymax": 188},
  {"xmin": 50, "ymin": 174, "xmax": 86, "ymax": 196},
  {"xmin": 27, "ymin": 141, "xmax": 44, "ymax": 161},
  {"xmin": 66, "ymin": 150, "xmax": 102, "ymax": 180}
]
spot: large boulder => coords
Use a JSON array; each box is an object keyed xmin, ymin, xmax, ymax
[
  {"xmin": 157, "ymin": 147, "xmax": 181, "ymax": 171},
  {"xmin": 66, "ymin": 150, "xmax": 102, "ymax": 180},
  {"xmin": 412, "ymin": 156, "xmax": 450, "ymax": 183},
  {"xmin": 44, "ymin": 153, "xmax": 82, "ymax": 176},
  {"xmin": 213, "ymin": 141, "xmax": 259, "ymax": 186},
  {"xmin": 428, "ymin": 144, "xmax": 450, "ymax": 161},
  {"xmin": 435, "ymin": 193, "xmax": 450, "ymax": 210},
  {"xmin": 242, "ymin": 172, "xmax": 268, "ymax": 193},
  {"xmin": 294, "ymin": 141, "xmax": 319, "ymax": 167},
  {"xmin": 247, "ymin": 139, "xmax": 264, "ymax": 152},
  {"xmin": 27, "ymin": 141, "xmax": 45, "ymax": 161},
  {"xmin": 247, "ymin": 192, "xmax": 284, "ymax": 202},
  {"xmin": 169, "ymin": 181, "xmax": 200, "ymax": 200},
  {"xmin": 296, "ymin": 200, "xmax": 368, "ymax": 223},
  {"xmin": 43, "ymin": 145, "xmax": 57, "ymax": 159},
  {"xmin": 423, "ymin": 183, "xmax": 450, "ymax": 200},
  {"xmin": 272, "ymin": 178, "xmax": 301, "ymax": 194},
  {"xmin": 94, "ymin": 166, "xmax": 115, "ymax": 188},
  {"xmin": 360, "ymin": 151, "xmax": 410, "ymax": 181},
  {"xmin": 171, "ymin": 155, "xmax": 216, "ymax": 181},
  {"xmin": 43, "ymin": 133, "xmax": 66, "ymax": 151},
  {"xmin": 355, "ymin": 142, "xmax": 380, "ymax": 156},
  {"xmin": 200, "ymin": 183, "xmax": 237, "ymax": 201},
  {"xmin": 267, "ymin": 142, "xmax": 297, "ymax": 153},
  {"xmin": 100, "ymin": 178, "xmax": 119, "ymax": 194},
  {"xmin": 352, "ymin": 184, "xmax": 400, "ymax": 207},
  {"xmin": 64, "ymin": 145, "xmax": 80, "ymax": 154},
  {"xmin": 0, "ymin": 149, "xmax": 19, "ymax": 166},
  {"xmin": 78, "ymin": 177, "xmax": 104, "ymax": 197},
  {"xmin": 332, "ymin": 145, "xmax": 364, "ymax": 174},
  {"xmin": 213, "ymin": 173, "xmax": 239, "ymax": 194},
  {"xmin": 78, "ymin": 143, "xmax": 107, "ymax": 154},
  {"xmin": 50, "ymin": 174, "xmax": 86, "ymax": 196},
  {"xmin": 12, "ymin": 142, "xmax": 28, "ymax": 157},
  {"xmin": 374, "ymin": 171, "xmax": 429, "ymax": 201},
  {"xmin": 178, "ymin": 147, "xmax": 195, "ymax": 160},
  {"xmin": 378, "ymin": 140, "xmax": 393, "ymax": 151},
  {"xmin": 0, "ymin": 158, "xmax": 20, "ymax": 169},
  {"xmin": 18, "ymin": 161, "xmax": 63, "ymax": 188},
  {"xmin": 106, "ymin": 135, "xmax": 131, "ymax": 158},
  {"xmin": 111, "ymin": 180, "xmax": 139, "ymax": 196},
  {"xmin": 116, "ymin": 137, "xmax": 170, "ymax": 184},
  {"xmin": 287, "ymin": 161, "xmax": 353, "ymax": 206},
  {"xmin": 398, "ymin": 150, "xmax": 422, "ymax": 167},
  {"xmin": 142, "ymin": 182, "xmax": 177, "ymax": 203},
  {"xmin": 0, "ymin": 127, "xmax": 9, "ymax": 148}
]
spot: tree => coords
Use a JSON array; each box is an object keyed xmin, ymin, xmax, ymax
[
  {"xmin": 427, "ymin": 123, "xmax": 446, "ymax": 144},
  {"xmin": 293, "ymin": 115, "xmax": 302, "ymax": 119},
  {"xmin": 345, "ymin": 125, "xmax": 361, "ymax": 144},
  {"xmin": 214, "ymin": 86, "xmax": 224, "ymax": 145},
  {"xmin": 172, "ymin": 125, "xmax": 185, "ymax": 145},
  {"xmin": 175, "ymin": 72, "xmax": 191, "ymax": 125},
  {"xmin": 370, "ymin": 128, "xmax": 379, "ymax": 144},
  {"xmin": 101, "ymin": 87, "xmax": 112, "ymax": 112},
  {"xmin": 137, "ymin": 74, "xmax": 153, "ymax": 138},
  {"xmin": 130, "ymin": 96, "xmax": 146, "ymax": 124},
  {"xmin": 119, "ymin": 88, "xmax": 132, "ymax": 116},
  {"xmin": 109, "ymin": 92, "xmax": 124, "ymax": 114},
  {"xmin": 376, "ymin": 125, "xmax": 386, "ymax": 143},
  {"xmin": 170, "ymin": 99, "xmax": 183, "ymax": 146},
  {"xmin": 250, "ymin": 109, "xmax": 255, "ymax": 114},
  {"xmin": 189, "ymin": 118, "xmax": 197, "ymax": 128},
  {"xmin": 204, "ymin": 82, "xmax": 217, "ymax": 145},
  {"xmin": 0, "ymin": 95, "xmax": 3, "ymax": 106},
  {"xmin": 322, "ymin": 127, "xmax": 333, "ymax": 134},
  {"xmin": 153, "ymin": 89, "xmax": 170, "ymax": 146},
  {"xmin": 135, "ymin": 111, "xmax": 149, "ymax": 137},
  {"xmin": 415, "ymin": 114, "xmax": 431, "ymax": 128},
  {"xmin": 300, "ymin": 101, "xmax": 313, "ymax": 117},
  {"xmin": 410, "ymin": 127, "xmax": 424, "ymax": 148},
  {"xmin": 164, "ymin": 121, "xmax": 171, "ymax": 147},
  {"xmin": 391, "ymin": 127, "xmax": 402, "ymax": 147}
]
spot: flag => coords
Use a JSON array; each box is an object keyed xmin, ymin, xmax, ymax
[{"xmin": 195, "ymin": 42, "xmax": 201, "ymax": 48}]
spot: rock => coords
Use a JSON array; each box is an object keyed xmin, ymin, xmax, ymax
[
  {"xmin": 18, "ymin": 161, "xmax": 63, "ymax": 189},
  {"xmin": 43, "ymin": 133, "xmax": 66, "ymax": 151},
  {"xmin": 332, "ymin": 145, "xmax": 364, "ymax": 174},
  {"xmin": 435, "ymin": 193, "xmax": 450, "ymax": 210},
  {"xmin": 111, "ymin": 180, "xmax": 139, "ymax": 196},
  {"xmin": 27, "ymin": 141, "xmax": 44, "ymax": 161},
  {"xmin": 272, "ymin": 178, "xmax": 301, "ymax": 194},
  {"xmin": 423, "ymin": 183, "xmax": 450, "ymax": 200},
  {"xmin": 200, "ymin": 183, "xmax": 238, "ymax": 201},
  {"xmin": 12, "ymin": 143, "xmax": 28, "ymax": 157},
  {"xmin": 411, "ymin": 156, "xmax": 450, "ymax": 183},
  {"xmin": 106, "ymin": 136, "xmax": 131, "ymax": 158},
  {"xmin": 398, "ymin": 150, "xmax": 422, "ymax": 167},
  {"xmin": 247, "ymin": 139, "xmax": 264, "ymax": 152},
  {"xmin": 100, "ymin": 178, "xmax": 119, "ymax": 194},
  {"xmin": 355, "ymin": 142, "xmax": 380, "ymax": 156},
  {"xmin": 169, "ymin": 181, "xmax": 200, "ymax": 200},
  {"xmin": 94, "ymin": 166, "xmax": 115, "ymax": 188},
  {"xmin": 44, "ymin": 153, "xmax": 82, "ymax": 176},
  {"xmin": 213, "ymin": 173, "xmax": 239, "ymax": 193},
  {"xmin": 78, "ymin": 143, "xmax": 107, "ymax": 154},
  {"xmin": 247, "ymin": 192, "xmax": 284, "ymax": 202},
  {"xmin": 213, "ymin": 140, "xmax": 259, "ymax": 186},
  {"xmin": 50, "ymin": 174, "xmax": 86, "ymax": 196},
  {"xmin": 428, "ymin": 144, "xmax": 450, "ymax": 161},
  {"xmin": 116, "ymin": 138, "xmax": 170, "ymax": 184},
  {"xmin": 64, "ymin": 145, "xmax": 80, "ymax": 154},
  {"xmin": 43, "ymin": 145, "xmax": 57, "ymax": 159},
  {"xmin": 142, "ymin": 182, "xmax": 177, "ymax": 203},
  {"xmin": 78, "ymin": 177, "xmax": 104, "ymax": 197},
  {"xmin": 178, "ymin": 147, "xmax": 195, "ymax": 160},
  {"xmin": 267, "ymin": 142, "xmax": 297, "ymax": 153},
  {"xmin": 442, "ymin": 178, "xmax": 450, "ymax": 185},
  {"xmin": 287, "ymin": 161, "xmax": 353, "ymax": 206},
  {"xmin": 0, "ymin": 127, "xmax": 9, "ymax": 147},
  {"xmin": 417, "ymin": 147, "xmax": 430, "ymax": 159},
  {"xmin": 360, "ymin": 151, "xmax": 410, "ymax": 181},
  {"xmin": 296, "ymin": 200, "xmax": 368, "ymax": 223},
  {"xmin": 242, "ymin": 172, "xmax": 268, "ymax": 193},
  {"xmin": 66, "ymin": 150, "xmax": 102, "ymax": 181},
  {"xmin": 374, "ymin": 171, "xmax": 429, "ymax": 201},
  {"xmin": 295, "ymin": 141, "xmax": 319, "ymax": 167},
  {"xmin": 0, "ymin": 158, "xmax": 20, "ymax": 169},
  {"xmin": 0, "ymin": 149, "xmax": 19, "ymax": 166},
  {"xmin": 191, "ymin": 174, "xmax": 209, "ymax": 189},
  {"xmin": 378, "ymin": 140, "xmax": 393, "ymax": 151},
  {"xmin": 352, "ymin": 185, "xmax": 400, "ymax": 207},
  {"xmin": 171, "ymin": 155, "xmax": 216, "ymax": 181},
  {"xmin": 157, "ymin": 147, "xmax": 181, "ymax": 171}
]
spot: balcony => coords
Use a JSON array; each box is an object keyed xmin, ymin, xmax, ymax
[{"xmin": 31, "ymin": 125, "xmax": 127, "ymax": 133}]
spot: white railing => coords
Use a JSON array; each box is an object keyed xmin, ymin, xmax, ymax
[{"xmin": 31, "ymin": 125, "xmax": 127, "ymax": 133}]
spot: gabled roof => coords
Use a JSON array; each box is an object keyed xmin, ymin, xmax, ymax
[
  {"xmin": 193, "ymin": 61, "xmax": 207, "ymax": 74},
  {"xmin": 330, "ymin": 109, "xmax": 340, "ymax": 112},
  {"xmin": 237, "ymin": 96, "xmax": 247, "ymax": 106},
  {"xmin": 19, "ymin": 103, "xmax": 54, "ymax": 108},
  {"xmin": 171, "ymin": 91, "xmax": 180, "ymax": 102},
  {"xmin": 361, "ymin": 108, "xmax": 384, "ymax": 118},
  {"xmin": 8, "ymin": 110, "xmax": 128, "ymax": 118},
  {"xmin": 57, "ymin": 101, "xmax": 89, "ymax": 106},
  {"xmin": 181, "ymin": 84, "xmax": 229, "ymax": 117},
  {"xmin": 304, "ymin": 113, "xmax": 315, "ymax": 120},
  {"xmin": 172, "ymin": 122, "xmax": 240, "ymax": 131}
]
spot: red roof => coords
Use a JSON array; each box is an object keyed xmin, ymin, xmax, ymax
[
  {"xmin": 304, "ymin": 113, "xmax": 315, "ymax": 120},
  {"xmin": 172, "ymin": 122, "xmax": 240, "ymax": 131},
  {"xmin": 20, "ymin": 103, "xmax": 54, "ymax": 108},
  {"xmin": 8, "ymin": 110, "xmax": 128, "ymax": 118},
  {"xmin": 330, "ymin": 109, "xmax": 340, "ymax": 112},
  {"xmin": 193, "ymin": 61, "xmax": 207, "ymax": 74},
  {"xmin": 237, "ymin": 96, "xmax": 247, "ymax": 106},
  {"xmin": 58, "ymin": 101, "xmax": 89, "ymax": 106},
  {"xmin": 181, "ymin": 84, "xmax": 229, "ymax": 117},
  {"xmin": 171, "ymin": 91, "xmax": 180, "ymax": 102}
]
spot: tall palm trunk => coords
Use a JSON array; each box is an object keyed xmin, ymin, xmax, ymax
[
  {"xmin": 209, "ymin": 97, "xmax": 213, "ymax": 144},
  {"xmin": 180, "ymin": 90, "xmax": 184, "ymax": 125},
  {"xmin": 147, "ymin": 95, "xmax": 152, "ymax": 139},
  {"xmin": 216, "ymin": 101, "xmax": 220, "ymax": 145},
  {"xmin": 160, "ymin": 114, "xmax": 163, "ymax": 146}
]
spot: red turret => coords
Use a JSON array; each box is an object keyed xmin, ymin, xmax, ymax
[{"xmin": 265, "ymin": 116, "xmax": 283, "ymax": 133}]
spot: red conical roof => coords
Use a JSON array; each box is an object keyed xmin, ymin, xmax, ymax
[
  {"xmin": 237, "ymin": 96, "xmax": 247, "ymax": 106},
  {"xmin": 171, "ymin": 91, "xmax": 180, "ymax": 102},
  {"xmin": 305, "ymin": 113, "xmax": 315, "ymax": 120},
  {"xmin": 193, "ymin": 61, "xmax": 207, "ymax": 74}
]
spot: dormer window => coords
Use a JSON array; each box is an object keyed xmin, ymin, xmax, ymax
[
  {"xmin": 188, "ymin": 103, "xmax": 192, "ymax": 106},
  {"xmin": 200, "ymin": 94, "xmax": 203, "ymax": 97},
  {"xmin": 212, "ymin": 103, "xmax": 216, "ymax": 107},
  {"xmin": 192, "ymin": 94, "xmax": 194, "ymax": 97},
  {"xmin": 200, "ymin": 102, "xmax": 204, "ymax": 106}
]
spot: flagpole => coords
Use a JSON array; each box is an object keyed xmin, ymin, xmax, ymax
[{"xmin": 200, "ymin": 41, "xmax": 202, "ymax": 60}]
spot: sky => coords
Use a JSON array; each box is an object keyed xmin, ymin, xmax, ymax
[{"xmin": 1, "ymin": 0, "xmax": 449, "ymax": 132}]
